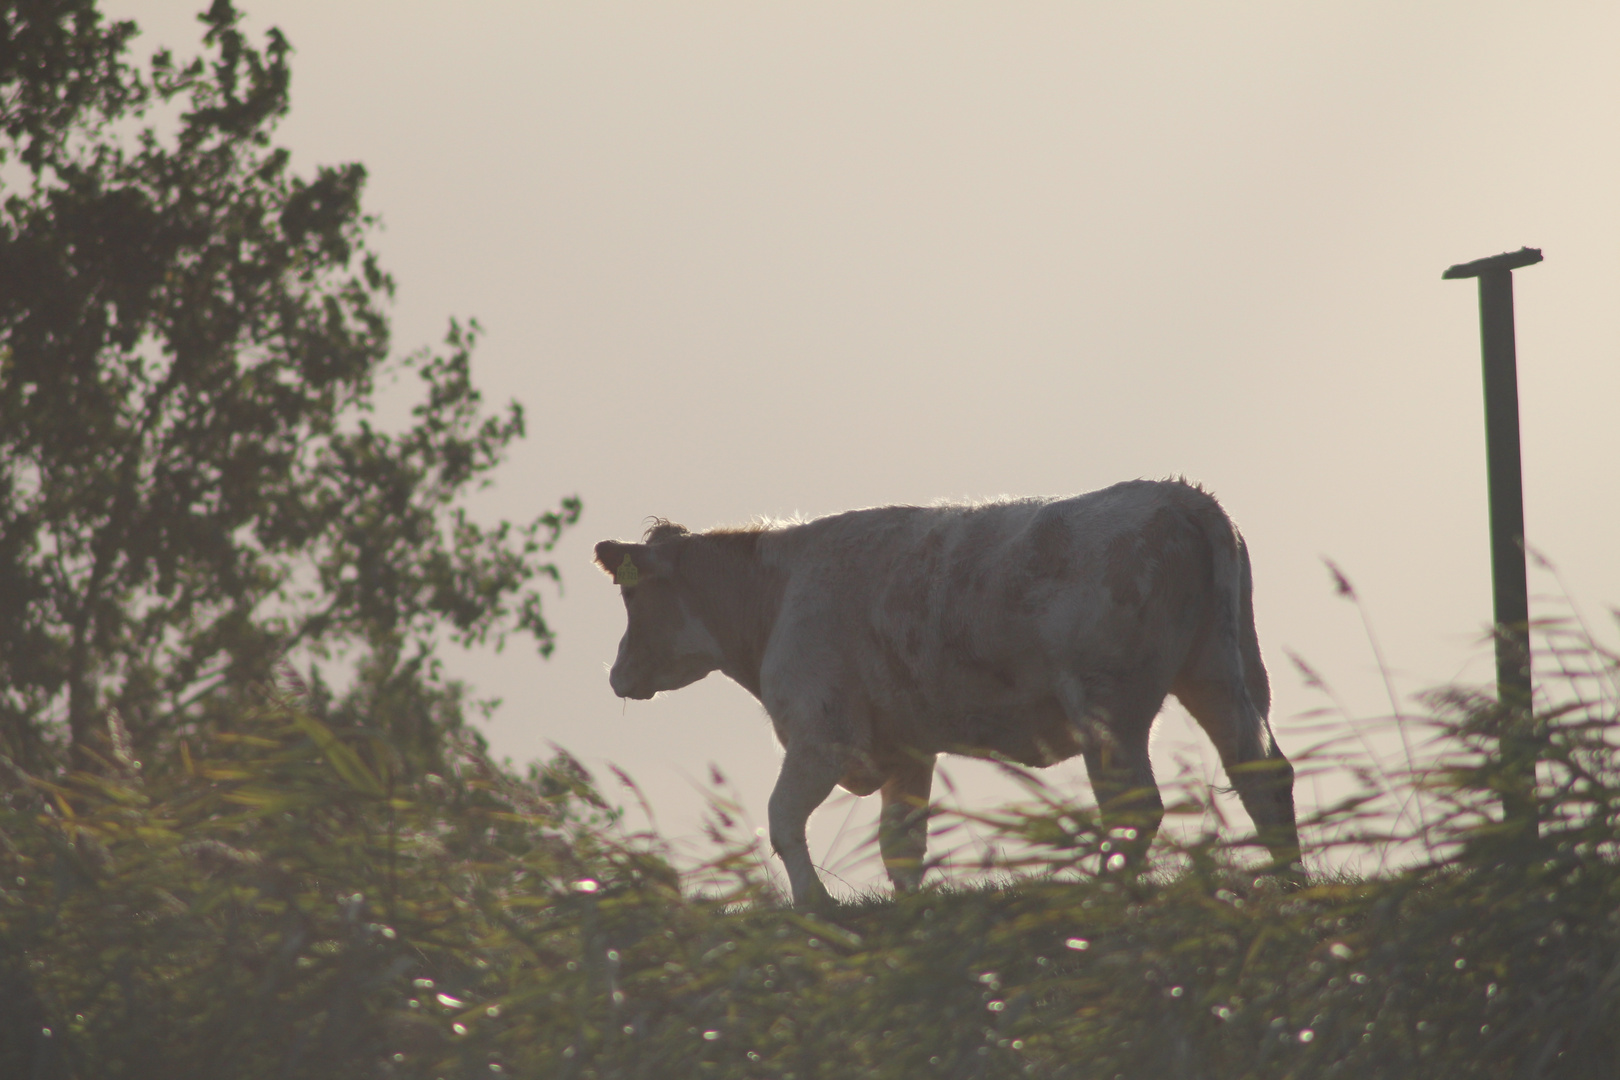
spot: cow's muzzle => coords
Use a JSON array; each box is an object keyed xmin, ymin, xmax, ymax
[{"xmin": 608, "ymin": 667, "xmax": 653, "ymax": 701}]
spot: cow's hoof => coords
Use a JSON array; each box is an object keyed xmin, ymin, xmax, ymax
[
  {"xmin": 793, "ymin": 882, "xmax": 835, "ymax": 912},
  {"xmin": 1265, "ymin": 859, "xmax": 1307, "ymax": 891}
]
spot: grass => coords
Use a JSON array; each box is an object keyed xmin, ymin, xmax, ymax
[{"xmin": 3, "ymin": 619, "xmax": 1619, "ymax": 1078}]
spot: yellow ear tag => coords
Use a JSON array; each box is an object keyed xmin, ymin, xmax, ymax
[{"xmin": 615, "ymin": 554, "xmax": 640, "ymax": 587}]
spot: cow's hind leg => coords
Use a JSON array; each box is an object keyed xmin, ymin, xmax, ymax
[
  {"xmin": 878, "ymin": 752, "xmax": 935, "ymax": 894},
  {"xmin": 768, "ymin": 743, "xmax": 843, "ymax": 909},
  {"xmin": 1175, "ymin": 669, "xmax": 1301, "ymax": 879}
]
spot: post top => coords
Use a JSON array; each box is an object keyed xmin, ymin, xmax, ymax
[{"xmin": 1442, "ymin": 247, "xmax": 1543, "ymax": 279}]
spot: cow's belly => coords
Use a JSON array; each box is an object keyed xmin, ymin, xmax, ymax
[{"xmin": 882, "ymin": 696, "xmax": 1087, "ymax": 768}]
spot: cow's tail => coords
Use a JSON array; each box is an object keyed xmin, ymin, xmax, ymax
[
  {"xmin": 1189, "ymin": 493, "xmax": 1273, "ymax": 742},
  {"xmin": 1236, "ymin": 533, "xmax": 1273, "ymax": 731}
]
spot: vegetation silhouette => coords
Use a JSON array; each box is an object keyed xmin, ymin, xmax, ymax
[{"xmin": 3, "ymin": 622, "xmax": 1619, "ymax": 1077}]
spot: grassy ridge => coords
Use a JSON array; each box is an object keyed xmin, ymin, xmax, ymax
[{"xmin": 3, "ymin": 642, "xmax": 1619, "ymax": 1078}]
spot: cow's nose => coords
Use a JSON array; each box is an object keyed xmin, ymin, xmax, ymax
[{"xmin": 609, "ymin": 665, "xmax": 644, "ymax": 700}]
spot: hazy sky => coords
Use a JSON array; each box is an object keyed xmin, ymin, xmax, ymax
[{"xmin": 113, "ymin": 2, "xmax": 1619, "ymax": 891}]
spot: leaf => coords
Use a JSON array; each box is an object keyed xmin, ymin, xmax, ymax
[
  {"xmin": 218, "ymin": 786, "xmax": 310, "ymax": 813},
  {"xmin": 287, "ymin": 708, "xmax": 385, "ymax": 797}
]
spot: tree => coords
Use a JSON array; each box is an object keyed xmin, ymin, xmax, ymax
[{"xmin": 0, "ymin": 0, "xmax": 579, "ymax": 772}]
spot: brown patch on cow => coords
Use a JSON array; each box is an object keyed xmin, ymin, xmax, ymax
[
  {"xmin": 881, "ymin": 530, "xmax": 940, "ymax": 637},
  {"xmin": 1104, "ymin": 505, "xmax": 1185, "ymax": 608},
  {"xmin": 1027, "ymin": 506, "xmax": 1073, "ymax": 580},
  {"xmin": 943, "ymin": 620, "xmax": 1018, "ymax": 690},
  {"xmin": 875, "ymin": 630, "xmax": 923, "ymax": 693},
  {"xmin": 1103, "ymin": 531, "xmax": 1143, "ymax": 607},
  {"xmin": 670, "ymin": 527, "xmax": 781, "ymax": 698}
]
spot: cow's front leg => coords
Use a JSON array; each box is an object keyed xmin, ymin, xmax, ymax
[
  {"xmin": 879, "ymin": 753, "xmax": 935, "ymax": 894},
  {"xmin": 768, "ymin": 743, "xmax": 844, "ymax": 909}
]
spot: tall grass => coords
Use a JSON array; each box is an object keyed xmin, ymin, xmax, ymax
[{"xmin": 3, "ymin": 621, "xmax": 1619, "ymax": 1078}]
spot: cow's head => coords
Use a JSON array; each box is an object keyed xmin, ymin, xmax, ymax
[{"xmin": 594, "ymin": 523, "xmax": 724, "ymax": 700}]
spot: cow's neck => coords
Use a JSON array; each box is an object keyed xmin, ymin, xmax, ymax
[{"xmin": 677, "ymin": 531, "xmax": 783, "ymax": 699}]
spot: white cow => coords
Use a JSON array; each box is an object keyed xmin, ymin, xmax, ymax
[{"xmin": 594, "ymin": 479, "xmax": 1299, "ymax": 907}]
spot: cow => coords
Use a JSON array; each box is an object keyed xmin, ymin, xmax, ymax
[{"xmin": 594, "ymin": 479, "xmax": 1300, "ymax": 907}]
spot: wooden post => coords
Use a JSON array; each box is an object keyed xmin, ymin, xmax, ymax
[{"xmin": 1442, "ymin": 246, "xmax": 1541, "ymax": 830}]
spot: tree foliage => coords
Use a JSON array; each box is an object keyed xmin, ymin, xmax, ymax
[{"xmin": 0, "ymin": 0, "xmax": 578, "ymax": 772}]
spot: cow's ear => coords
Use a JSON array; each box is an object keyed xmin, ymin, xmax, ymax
[{"xmin": 594, "ymin": 540, "xmax": 646, "ymax": 586}]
